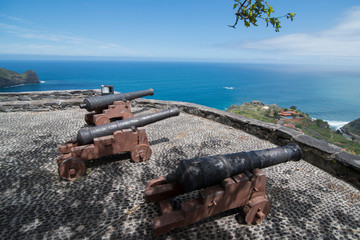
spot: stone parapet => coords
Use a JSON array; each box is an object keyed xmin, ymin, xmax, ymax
[
  {"xmin": 133, "ymin": 98, "xmax": 360, "ymax": 188},
  {"xmin": 2, "ymin": 107, "xmax": 359, "ymax": 239},
  {"xmin": 0, "ymin": 89, "xmax": 100, "ymax": 112}
]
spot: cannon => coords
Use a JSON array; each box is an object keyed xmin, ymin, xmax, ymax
[
  {"xmin": 57, "ymin": 107, "xmax": 180, "ymax": 180},
  {"xmin": 81, "ymin": 88, "xmax": 154, "ymax": 125},
  {"xmin": 145, "ymin": 143, "xmax": 302, "ymax": 235}
]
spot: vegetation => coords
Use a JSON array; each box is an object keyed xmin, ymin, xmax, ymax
[
  {"xmin": 342, "ymin": 118, "xmax": 360, "ymax": 140},
  {"xmin": 0, "ymin": 68, "xmax": 39, "ymax": 88},
  {"xmin": 227, "ymin": 102, "xmax": 360, "ymax": 155},
  {"xmin": 230, "ymin": 0, "xmax": 296, "ymax": 31},
  {"xmin": 227, "ymin": 102, "xmax": 279, "ymax": 123}
]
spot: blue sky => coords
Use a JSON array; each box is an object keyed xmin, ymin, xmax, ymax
[{"xmin": 1, "ymin": 0, "xmax": 360, "ymax": 65}]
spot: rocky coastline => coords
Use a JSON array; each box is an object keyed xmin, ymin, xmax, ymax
[{"xmin": 340, "ymin": 118, "xmax": 360, "ymax": 140}]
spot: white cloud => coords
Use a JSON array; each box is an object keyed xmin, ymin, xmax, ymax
[
  {"xmin": 0, "ymin": 22, "xmax": 21, "ymax": 30},
  {"xmin": 242, "ymin": 6, "xmax": 360, "ymax": 58},
  {"xmin": 0, "ymin": 42, "xmax": 134, "ymax": 57},
  {"xmin": 0, "ymin": 14, "xmax": 32, "ymax": 24},
  {"xmin": 0, "ymin": 18, "xmax": 137, "ymax": 56}
]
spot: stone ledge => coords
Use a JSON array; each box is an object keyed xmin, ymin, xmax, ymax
[
  {"xmin": 0, "ymin": 99, "xmax": 83, "ymax": 112},
  {"xmin": 133, "ymin": 98, "xmax": 360, "ymax": 188},
  {"xmin": 0, "ymin": 89, "xmax": 100, "ymax": 112},
  {"xmin": 335, "ymin": 151, "xmax": 360, "ymax": 171},
  {"xmin": 0, "ymin": 89, "xmax": 100, "ymax": 101}
]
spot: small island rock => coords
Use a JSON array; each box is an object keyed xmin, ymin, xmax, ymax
[{"xmin": 0, "ymin": 68, "xmax": 40, "ymax": 88}]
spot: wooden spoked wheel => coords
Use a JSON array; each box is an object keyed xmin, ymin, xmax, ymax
[
  {"xmin": 244, "ymin": 196, "xmax": 271, "ymax": 224},
  {"xmin": 131, "ymin": 144, "xmax": 152, "ymax": 163},
  {"xmin": 58, "ymin": 157, "xmax": 86, "ymax": 181}
]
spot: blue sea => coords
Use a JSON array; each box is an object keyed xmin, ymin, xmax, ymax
[{"xmin": 1, "ymin": 60, "xmax": 360, "ymax": 129}]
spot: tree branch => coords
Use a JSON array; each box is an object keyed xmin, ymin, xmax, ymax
[{"xmin": 230, "ymin": 0, "xmax": 295, "ymax": 31}]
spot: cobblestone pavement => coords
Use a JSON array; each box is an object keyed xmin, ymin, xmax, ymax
[{"xmin": 0, "ymin": 107, "xmax": 359, "ymax": 239}]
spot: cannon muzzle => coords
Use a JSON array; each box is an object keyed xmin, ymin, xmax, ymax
[
  {"xmin": 80, "ymin": 88, "xmax": 154, "ymax": 112},
  {"xmin": 73, "ymin": 107, "xmax": 180, "ymax": 145},
  {"xmin": 165, "ymin": 143, "xmax": 302, "ymax": 192}
]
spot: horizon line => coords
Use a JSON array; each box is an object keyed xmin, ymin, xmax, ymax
[{"xmin": 2, "ymin": 54, "xmax": 360, "ymax": 68}]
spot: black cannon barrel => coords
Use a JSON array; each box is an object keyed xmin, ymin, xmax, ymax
[
  {"xmin": 165, "ymin": 143, "xmax": 302, "ymax": 192},
  {"xmin": 80, "ymin": 88, "xmax": 154, "ymax": 112},
  {"xmin": 73, "ymin": 107, "xmax": 180, "ymax": 145}
]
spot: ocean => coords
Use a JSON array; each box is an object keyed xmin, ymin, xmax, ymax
[{"xmin": 1, "ymin": 60, "xmax": 359, "ymax": 129}]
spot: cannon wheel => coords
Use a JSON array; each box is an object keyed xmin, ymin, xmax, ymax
[
  {"xmin": 58, "ymin": 157, "xmax": 86, "ymax": 181},
  {"xmin": 146, "ymin": 176, "xmax": 167, "ymax": 188},
  {"xmin": 131, "ymin": 144, "xmax": 152, "ymax": 163},
  {"xmin": 244, "ymin": 196, "xmax": 270, "ymax": 224}
]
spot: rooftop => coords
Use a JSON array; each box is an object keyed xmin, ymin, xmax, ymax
[{"xmin": 1, "ymin": 98, "xmax": 359, "ymax": 239}]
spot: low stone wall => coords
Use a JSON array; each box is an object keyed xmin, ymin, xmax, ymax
[
  {"xmin": 133, "ymin": 99, "xmax": 360, "ymax": 188},
  {"xmin": 0, "ymin": 90, "xmax": 100, "ymax": 112},
  {"xmin": 0, "ymin": 90, "xmax": 359, "ymax": 188}
]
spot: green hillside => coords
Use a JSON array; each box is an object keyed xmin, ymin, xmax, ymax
[
  {"xmin": 0, "ymin": 68, "xmax": 39, "ymax": 88},
  {"xmin": 227, "ymin": 101, "xmax": 360, "ymax": 155}
]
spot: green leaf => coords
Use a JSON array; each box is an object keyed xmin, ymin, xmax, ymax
[
  {"xmin": 230, "ymin": 0, "xmax": 295, "ymax": 32},
  {"xmin": 269, "ymin": 6, "xmax": 274, "ymax": 13},
  {"xmin": 289, "ymin": 12, "xmax": 296, "ymax": 21}
]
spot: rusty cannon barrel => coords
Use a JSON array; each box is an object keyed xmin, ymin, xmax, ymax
[
  {"xmin": 165, "ymin": 143, "xmax": 302, "ymax": 192},
  {"xmin": 79, "ymin": 88, "xmax": 154, "ymax": 112},
  {"xmin": 72, "ymin": 107, "xmax": 180, "ymax": 145}
]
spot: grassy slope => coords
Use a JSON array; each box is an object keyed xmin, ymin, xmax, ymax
[
  {"xmin": 0, "ymin": 68, "xmax": 39, "ymax": 87},
  {"xmin": 228, "ymin": 104, "xmax": 360, "ymax": 155},
  {"xmin": 230, "ymin": 108, "xmax": 274, "ymax": 123},
  {"xmin": 0, "ymin": 68, "xmax": 18, "ymax": 78}
]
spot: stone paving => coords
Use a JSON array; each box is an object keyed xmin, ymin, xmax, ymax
[{"xmin": 0, "ymin": 106, "xmax": 359, "ymax": 239}]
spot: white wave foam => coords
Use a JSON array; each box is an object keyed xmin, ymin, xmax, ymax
[
  {"xmin": 2, "ymin": 81, "xmax": 43, "ymax": 88},
  {"xmin": 325, "ymin": 120, "xmax": 349, "ymax": 130},
  {"xmin": 2, "ymin": 83, "xmax": 26, "ymax": 88},
  {"xmin": 223, "ymin": 87, "xmax": 234, "ymax": 90}
]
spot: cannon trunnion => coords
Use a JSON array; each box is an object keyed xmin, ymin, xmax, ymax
[{"xmin": 145, "ymin": 144, "xmax": 302, "ymax": 236}]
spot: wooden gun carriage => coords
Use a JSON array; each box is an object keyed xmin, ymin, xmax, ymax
[
  {"xmin": 57, "ymin": 107, "xmax": 180, "ymax": 180},
  {"xmin": 145, "ymin": 144, "xmax": 302, "ymax": 235},
  {"xmin": 81, "ymin": 88, "xmax": 154, "ymax": 126}
]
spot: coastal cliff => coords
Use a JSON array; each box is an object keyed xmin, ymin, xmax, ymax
[
  {"xmin": 0, "ymin": 67, "xmax": 40, "ymax": 88},
  {"xmin": 341, "ymin": 117, "xmax": 360, "ymax": 140}
]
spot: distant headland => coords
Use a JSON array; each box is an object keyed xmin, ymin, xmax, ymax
[{"xmin": 0, "ymin": 67, "xmax": 39, "ymax": 88}]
